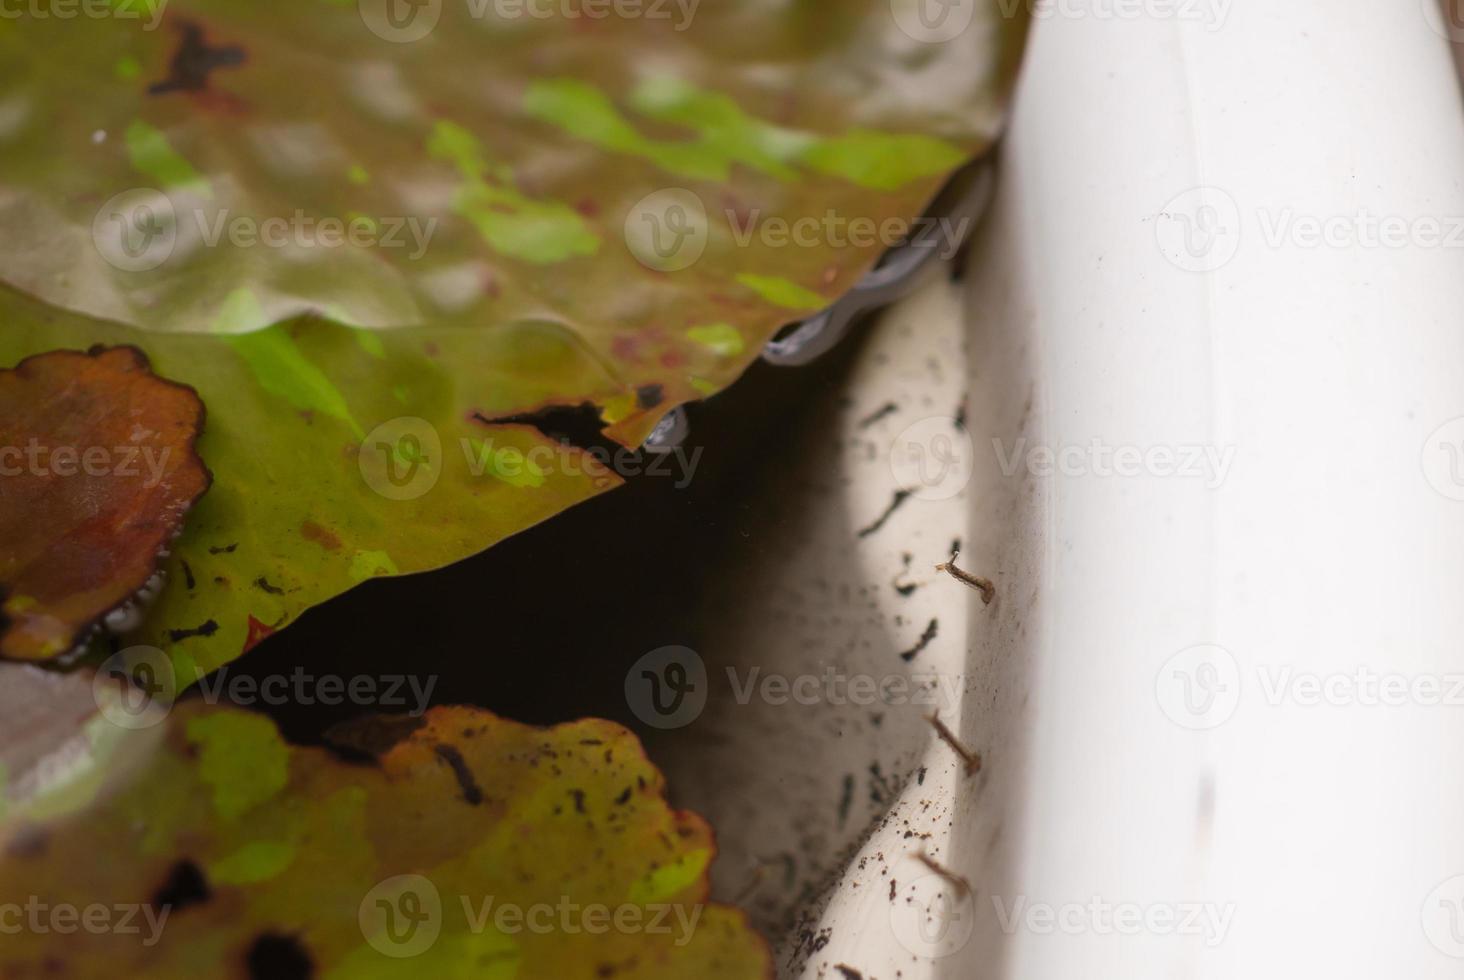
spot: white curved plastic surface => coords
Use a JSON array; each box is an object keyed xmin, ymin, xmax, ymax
[
  {"xmin": 660, "ymin": 5, "xmax": 1464, "ymax": 977},
  {"xmin": 979, "ymin": 3, "xmax": 1464, "ymax": 978}
]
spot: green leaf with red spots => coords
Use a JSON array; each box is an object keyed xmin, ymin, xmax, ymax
[
  {"xmin": 0, "ymin": 702, "xmax": 771, "ymax": 978},
  {"xmin": 0, "ymin": 346, "xmax": 211, "ymax": 661},
  {"xmin": 0, "ymin": 2, "xmax": 1028, "ymax": 677}
]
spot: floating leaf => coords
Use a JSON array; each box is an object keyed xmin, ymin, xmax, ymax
[
  {"xmin": 0, "ymin": 346, "xmax": 210, "ymax": 661},
  {"xmin": 0, "ymin": 2, "xmax": 1029, "ymax": 676},
  {"xmin": 0, "ymin": 703, "xmax": 771, "ymax": 978}
]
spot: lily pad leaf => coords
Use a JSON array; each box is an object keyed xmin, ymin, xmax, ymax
[
  {"xmin": 0, "ymin": 346, "xmax": 210, "ymax": 661},
  {"xmin": 0, "ymin": 703, "xmax": 771, "ymax": 979},
  {"xmin": 0, "ymin": 2, "xmax": 1029, "ymax": 678}
]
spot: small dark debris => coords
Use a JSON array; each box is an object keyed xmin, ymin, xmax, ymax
[
  {"xmin": 180, "ymin": 560, "xmax": 196, "ymax": 591},
  {"xmin": 153, "ymin": 859, "xmax": 210, "ymax": 913},
  {"xmin": 837, "ymin": 773, "xmax": 854, "ymax": 827},
  {"xmin": 245, "ymin": 932, "xmax": 312, "ymax": 980},
  {"xmin": 857, "ymin": 489, "xmax": 911, "ymax": 538},
  {"xmin": 635, "ymin": 384, "xmax": 664, "ymax": 410},
  {"xmin": 5, "ymin": 825, "xmax": 47, "ymax": 859},
  {"xmin": 898, "ymin": 618, "xmax": 939, "ymax": 662},
  {"xmin": 208, "ymin": 543, "xmax": 238, "ymax": 555},
  {"xmin": 253, "ymin": 576, "xmax": 286, "ymax": 595},
  {"xmin": 857, "ymin": 401, "xmax": 898, "ymax": 429},
  {"xmin": 869, "ymin": 763, "xmax": 895, "ymax": 805},
  {"xmin": 166, "ymin": 619, "xmax": 218, "ymax": 642},
  {"xmin": 434, "ymin": 744, "xmax": 484, "ymax": 805},
  {"xmin": 150, "ymin": 22, "xmax": 246, "ymax": 96},
  {"xmin": 835, "ymin": 966, "xmax": 864, "ymax": 980},
  {"xmin": 472, "ymin": 402, "xmax": 612, "ymax": 454}
]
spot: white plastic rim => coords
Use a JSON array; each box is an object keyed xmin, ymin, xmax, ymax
[
  {"xmin": 651, "ymin": 4, "xmax": 1464, "ymax": 977},
  {"xmin": 967, "ymin": 2, "xmax": 1464, "ymax": 978}
]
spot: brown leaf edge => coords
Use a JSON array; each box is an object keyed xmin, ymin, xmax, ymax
[{"xmin": 0, "ymin": 345, "xmax": 212, "ymax": 662}]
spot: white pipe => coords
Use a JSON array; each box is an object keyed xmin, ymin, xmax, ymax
[{"xmin": 995, "ymin": 1, "xmax": 1464, "ymax": 977}]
